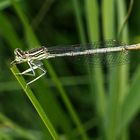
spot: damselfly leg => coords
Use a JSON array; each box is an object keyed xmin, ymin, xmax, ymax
[
  {"xmin": 15, "ymin": 60, "xmax": 46, "ymax": 88},
  {"xmin": 26, "ymin": 61, "xmax": 46, "ymax": 86}
]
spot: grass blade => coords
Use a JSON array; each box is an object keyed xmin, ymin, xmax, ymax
[
  {"xmin": 116, "ymin": 0, "xmax": 130, "ymax": 139},
  {"xmin": 0, "ymin": 12, "xmax": 74, "ymax": 139},
  {"xmin": 102, "ymin": 0, "xmax": 129, "ymax": 139},
  {"xmin": 85, "ymin": 0, "xmax": 106, "ymax": 119},
  {"xmin": 11, "ymin": 1, "xmax": 89, "ymax": 139},
  {"xmin": 0, "ymin": 12, "xmax": 23, "ymax": 50},
  {"xmin": 102, "ymin": 0, "xmax": 120, "ymax": 139},
  {"xmin": 120, "ymin": 66, "xmax": 140, "ymax": 133},
  {"xmin": 10, "ymin": 65, "xmax": 60, "ymax": 140},
  {"xmin": 0, "ymin": 113, "xmax": 38, "ymax": 140},
  {"xmin": 102, "ymin": 0, "xmax": 115, "ymax": 38},
  {"xmin": 71, "ymin": 0, "xmax": 86, "ymax": 43},
  {"xmin": 0, "ymin": 0, "xmax": 20, "ymax": 10}
]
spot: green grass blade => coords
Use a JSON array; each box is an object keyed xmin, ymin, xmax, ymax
[
  {"xmin": 0, "ymin": 132, "xmax": 13, "ymax": 140},
  {"xmin": 85, "ymin": 0, "xmax": 99, "ymax": 41},
  {"xmin": 117, "ymin": 0, "xmax": 129, "ymax": 42},
  {"xmin": 0, "ymin": 113, "xmax": 38, "ymax": 140},
  {"xmin": 102, "ymin": 0, "xmax": 129, "ymax": 139},
  {"xmin": 0, "ymin": 12, "xmax": 74, "ymax": 139},
  {"xmin": 11, "ymin": 1, "xmax": 89, "ymax": 139},
  {"xmin": 117, "ymin": 0, "xmax": 134, "ymax": 40},
  {"xmin": 32, "ymin": 0, "xmax": 54, "ymax": 29},
  {"xmin": 0, "ymin": 13, "xmax": 23, "ymax": 50},
  {"xmin": 0, "ymin": 0, "xmax": 20, "ymax": 10},
  {"xmin": 102, "ymin": 0, "xmax": 120, "ymax": 139},
  {"xmin": 85, "ymin": 0, "xmax": 106, "ymax": 119},
  {"xmin": 102, "ymin": 0, "xmax": 115, "ymax": 38},
  {"xmin": 120, "ymin": 66, "xmax": 140, "ymax": 133},
  {"xmin": 71, "ymin": 0, "xmax": 86, "ymax": 43},
  {"xmin": 46, "ymin": 66, "xmax": 90, "ymax": 140},
  {"xmin": 116, "ymin": 0, "xmax": 129, "ymax": 139},
  {"xmin": 12, "ymin": 0, "xmax": 39, "ymax": 47},
  {"xmin": 10, "ymin": 65, "xmax": 60, "ymax": 140}
]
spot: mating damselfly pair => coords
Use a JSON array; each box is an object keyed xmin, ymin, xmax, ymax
[{"xmin": 11, "ymin": 40, "xmax": 140, "ymax": 86}]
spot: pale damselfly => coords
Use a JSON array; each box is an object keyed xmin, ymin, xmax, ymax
[{"xmin": 11, "ymin": 40, "xmax": 140, "ymax": 86}]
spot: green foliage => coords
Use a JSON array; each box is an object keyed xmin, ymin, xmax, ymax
[
  {"xmin": 0, "ymin": 0, "xmax": 140, "ymax": 140},
  {"xmin": 10, "ymin": 65, "xmax": 60, "ymax": 140}
]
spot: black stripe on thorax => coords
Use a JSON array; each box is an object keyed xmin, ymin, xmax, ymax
[{"xmin": 25, "ymin": 47, "xmax": 47, "ymax": 57}]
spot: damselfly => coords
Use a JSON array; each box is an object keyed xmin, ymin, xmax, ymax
[{"xmin": 11, "ymin": 40, "xmax": 140, "ymax": 86}]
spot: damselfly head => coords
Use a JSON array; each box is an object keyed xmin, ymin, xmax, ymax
[
  {"xmin": 14, "ymin": 48, "xmax": 24, "ymax": 56},
  {"xmin": 11, "ymin": 48, "xmax": 26, "ymax": 65}
]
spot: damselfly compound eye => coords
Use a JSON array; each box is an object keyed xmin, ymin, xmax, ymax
[{"xmin": 14, "ymin": 48, "xmax": 25, "ymax": 57}]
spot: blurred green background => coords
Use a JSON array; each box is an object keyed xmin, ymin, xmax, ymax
[{"xmin": 0, "ymin": 0, "xmax": 140, "ymax": 140}]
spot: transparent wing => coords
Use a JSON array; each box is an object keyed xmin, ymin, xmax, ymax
[
  {"xmin": 84, "ymin": 50, "xmax": 129, "ymax": 67},
  {"xmin": 47, "ymin": 40, "xmax": 129, "ymax": 67},
  {"xmin": 47, "ymin": 40, "xmax": 124, "ymax": 53}
]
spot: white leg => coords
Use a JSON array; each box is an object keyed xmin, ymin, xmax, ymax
[
  {"xmin": 27, "ymin": 61, "xmax": 36, "ymax": 76},
  {"xmin": 25, "ymin": 61, "xmax": 46, "ymax": 89},
  {"xmin": 16, "ymin": 65, "xmax": 38, "ymax": 76},
  {"xmin": 26, "ymin": 67, "xmax": 46, "ymax": 86},
  {"xmin": 16, "ymin": 61, "xmax": 42, "ymax": 76}
]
